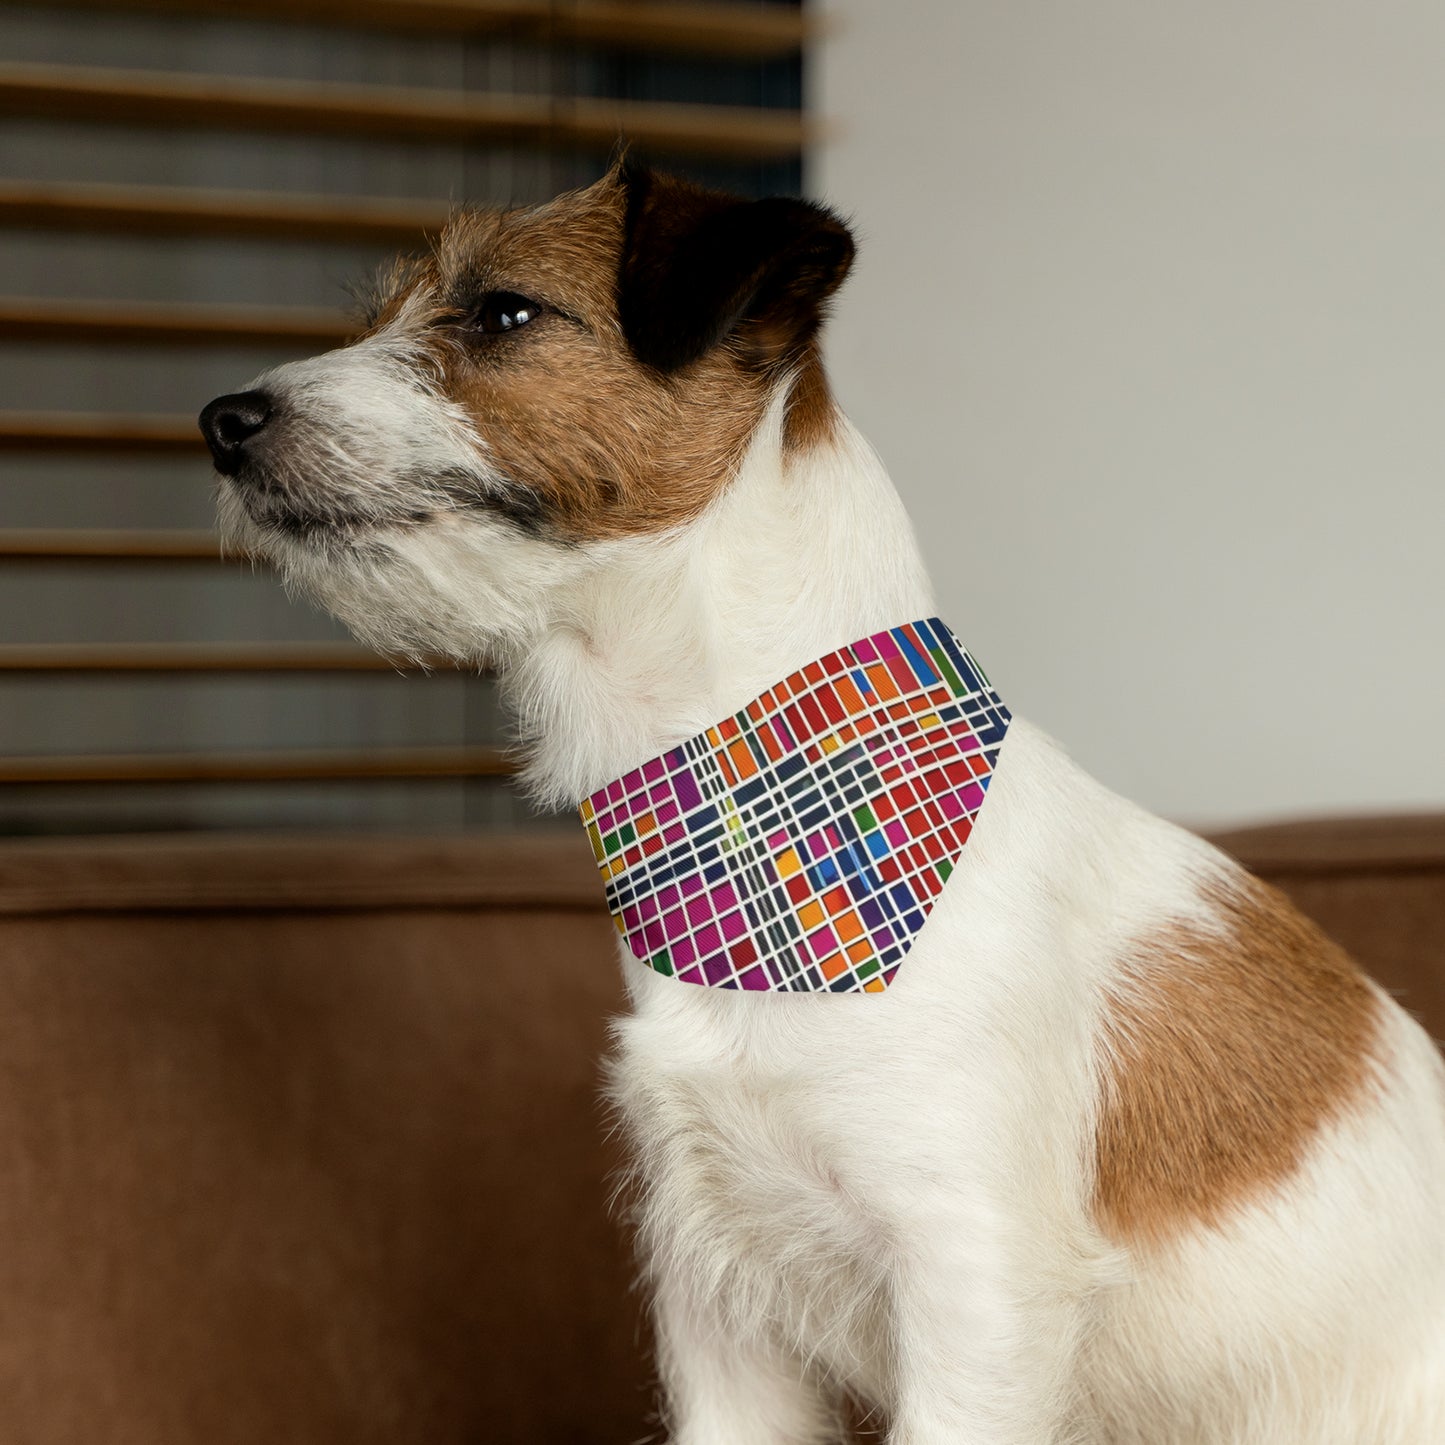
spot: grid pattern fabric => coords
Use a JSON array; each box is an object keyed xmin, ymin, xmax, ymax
[{"xmin": 581, "ymin": 619, "xmax": 1011, "ymax": 993}]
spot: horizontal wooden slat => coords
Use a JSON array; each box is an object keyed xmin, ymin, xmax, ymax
[
  {"xmin": 0, "ymin": 744, "xmax": 512, "ymax": 783},
  {"xmin": 0, "ymin": 0, "xmax": 809, "ymax": 58},
  {"xmin": 0, "ymin": 62, "xmax": 811, "ymax": 161},
  {"xmin": 0, "ymin": 296, "xmax": 353, "ymax": 348},
  {"xmin": 0, "ymin": 529, "xmax": 226, "ymax": 561},
  {"xmin": 0, "ymin": 643, "xmax": 423, "ymax": 672},
  {"xmin": 0, "ymin": 412, "xmax": 202, "ymax": 452},
  {"xmin": 0, "ymin": 179, "xmax": 449, "ymax": 245}
]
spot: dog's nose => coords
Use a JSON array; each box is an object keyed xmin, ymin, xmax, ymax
[{"xmin": 199, "ymin": 390, "xmax": 273, "ymax": 475}]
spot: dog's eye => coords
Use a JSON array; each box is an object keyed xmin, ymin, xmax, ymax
[{"xmin": 472, "ymin": 291, "xmax": 543, "ymax": 334}]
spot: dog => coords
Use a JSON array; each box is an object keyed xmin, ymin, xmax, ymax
[{"xmin": 200, "ymin": 161, "xmax": 1445, "ymax": 1444}]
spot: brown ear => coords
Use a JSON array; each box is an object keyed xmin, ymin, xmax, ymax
[{"xmin": 617, "ymin": 162, "xmax": 855, "ymax": 374}]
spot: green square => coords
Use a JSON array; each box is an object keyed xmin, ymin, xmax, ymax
[
  {"xmin": 603, "ymin": 831, "xmax": 621, "ymax": 857},
  {"xmin": 649, "ymin": 950, "xmax": 674, "ymax": 977},
  {"xmin": 852, "ymin": 803, "xmax": 876, "ymax": 831},
  {"xmin": 856, "ymin": 959, "xmax": 880, "ymax": 980},
  {"xmin": 936, "ymin": 858, "xmax": 953, "ymax": 882},
  {"xmin": 931, "ymin": 647, "xmax": 966, "ymax": 697},
  {"xmin": 618, "ymin": 822, "xmax": 636, "ymax": 847}
]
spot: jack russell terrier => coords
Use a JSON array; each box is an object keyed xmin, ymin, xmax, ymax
[{"xmin": 200, "ymin": 162, "xmax": 1445, "ymax": 1444}]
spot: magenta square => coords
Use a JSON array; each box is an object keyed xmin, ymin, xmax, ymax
[
  {"xmin": 649, "ymin": 783, "xmax": 671, "ymax": 806},
  {"xmin": 768, "ymin": 830, "xmax": 788, "ymax": 851},
  {"xmin": 656, "ymin": 883, "xmax": 681, "ymax": 912},
  {"xmin": 854, "ymin": 638, "xmax": 878, "ymax": 662},
  {"xmin": 642, "ymin": 920, "xmax": 665, "ymax": 953},
  {"xmin": 672, "ymin": 935, "xmax": 697, "ymax": 967},
  {"xmin": 885, "ymin": 820, "xmax": 909, "ymax": 847},
  {"xmin": 606, "ymin": 778, "xmax": 624, "ymax": 803},
  {"xmin": 662, "ymin": 908, "xmax": 686, "ymax": 940},
  {"xmin": 939, "ymin": 792, "xmax": 964, "ymax": 820},
  {"xmin": 701, "ymin": 953, "xmax": 733, "ymax": 985},
  {"xmin": 696, "ymin": 922, "xmax": 721, "ymax": 954},
  {"xmin": 656, "ymin": 800, "xmax": 680, "ymax": 825},
  {"xmin": 680, "ymin": 872, "xmax": 705, "ymax": 898},
  {"xmin": 595, "ymin": 810, "xmax": 615, "ymax": 833},
  {"xmin": 805, "ymin": 831, "xmax": 826, "ymax": 858},
  {"xmin": 960, "ymin": 783, "xmax": 985, "ymax": 812},
  {"xmin": 711, "ymin": 880, "xmax": 738, "ymax": 912},
  {"xmin": 875, "ymin": 632, "xmax": 900, "ymax": 658},
  {"xmin": 739, "ymin": 965, "xmax": 770, "ymax": 991},
  {"xmin": 807, "ymin": 926, "xmax": 837, "ymax": 959},
  {"xmin": 678, "ymin": 965, "xmax": 705, "ymax": 985},
  {"xmin": 664, "ymin": 823, "xmax": 685, "ymax": 844},
  {"xmin": 638, "ymin": 894, "xmax": 660, "ymax": 921},
  {"xmin": 621, "ymin": 905, "xmax": 642, "ymax": 932},
  {"xmin": 686, "ymin": 895, "xmax": 712, "ymax": 928},
  {"xmin": 642, "ymin": 756, "xmax": 665, "ymax": 782},
  {"xmin": 719, "ymin": 910, "xmax": 745, "ymax": 942}
]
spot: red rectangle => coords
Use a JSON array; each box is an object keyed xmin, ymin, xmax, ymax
[
  {"xmin": 816, "ymin": 683, "xmax": 845, "ymax": 724},
  {"xmin": 798, "ymin": 693, "xmax": 827, "ymax": 735},
  {"xmin": 758, "ymin": 721, "xmax": 782, "ymax": 761},
  {"xmin": 784, "ymin": 702, "xmax": 810, "ymax": 743},
  {"xmin": 884, "ymin": 651, "xmax": 917, "ymax": 696}
]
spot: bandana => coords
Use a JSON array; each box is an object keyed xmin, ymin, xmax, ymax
[{"xmin": 581, "ymin": 620, "xmax": 1010, "ymax": 993}]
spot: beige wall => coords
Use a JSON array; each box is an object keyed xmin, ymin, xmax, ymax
[{"xmin": 814, "ymin": 2, "xmax": 1445, "ymax": 826}]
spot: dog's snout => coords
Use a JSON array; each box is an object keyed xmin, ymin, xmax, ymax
[{"xmin": 199, "ymin": 390, "xmax": 273, "ymax": 475}]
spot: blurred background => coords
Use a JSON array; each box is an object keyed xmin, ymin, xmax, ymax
[{"xmin": 1, "ymin": 0, "xmax": 1441, "ymax": 838}]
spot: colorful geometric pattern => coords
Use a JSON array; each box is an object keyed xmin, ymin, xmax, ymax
[{"xmin": 581, "ymin": 619, "xmax": 1010, "ymax": 994}]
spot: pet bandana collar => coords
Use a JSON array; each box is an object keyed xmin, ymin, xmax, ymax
[{"xmin": 581, "ymin": 619, "xmax": 1010, "ymax": 994}]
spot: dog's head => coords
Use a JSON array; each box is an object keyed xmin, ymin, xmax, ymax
[{"xmin": 200, "ymin": 163, "xmax": 854, "ymax": 661}]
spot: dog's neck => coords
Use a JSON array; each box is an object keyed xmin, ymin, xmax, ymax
[{"xmin": 500, "ymin": 394, "xmax": 937, "ymax": 810}]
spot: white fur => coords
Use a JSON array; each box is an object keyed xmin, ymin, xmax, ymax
[{"xmin": 221, "ymin": 349, "xmax": 1445, "ymax": 1444}]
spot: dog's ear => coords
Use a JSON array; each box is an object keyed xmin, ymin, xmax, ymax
[{"xmin": 617, "ymin": 162, "xmax": 855, "ymax": 374}]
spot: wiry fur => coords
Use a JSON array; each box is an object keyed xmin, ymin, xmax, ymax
[{"xmin": 205, "ymin": 168, "xmax": 1445, "ymax": 1444}]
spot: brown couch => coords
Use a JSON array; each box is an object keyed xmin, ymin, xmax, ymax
[{"xmin": 0, "ymin": 818, "xmax": 1440, "ymax": 1443}]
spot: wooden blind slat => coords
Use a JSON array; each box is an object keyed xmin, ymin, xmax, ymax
[
  {"xmin": 0, "ymin": 745, "xmax": 513, "ymax": 783},
  {"xmin": 0, "ymin": 643, "xmax": 425, "ymax": 672},
  {"xmin": 0, "ymin": 529, "xmax": 227, "ymax": 561},
  {"xmin": 0, "ymin": 297, "xmax": 353, "ymax": 348},
  {"xmin": 0, "ymin": 180, "xmax": 448, "ymax": 245},
  {"xmin": 0, "ymin": 62, "xmax": 812, "ymax": 161},
  {"xmin": 0, "ymin": 0, "xmax": 810, "ymax": 58},
  {"xmin": 0, "ymin": 412, "xmax": 202, "ymax": 452}
]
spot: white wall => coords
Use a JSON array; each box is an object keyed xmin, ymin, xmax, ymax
[{"xmin": 813, "ymin": 1, "xmax": 1445, "ymax": 827}]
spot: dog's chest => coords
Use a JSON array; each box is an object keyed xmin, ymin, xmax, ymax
[{"xmin": 613, "ymin": 993, "xmax": 893, "ymax": 1385}]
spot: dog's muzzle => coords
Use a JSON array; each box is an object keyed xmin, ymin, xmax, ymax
[{"xmin": 199, "ymin": 390, "xmax": 274, "ymax": 476}]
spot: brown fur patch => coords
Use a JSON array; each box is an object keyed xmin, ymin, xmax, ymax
[
  {"xmin": 1093, "ymin": 873, "xmax": 1382, "ymax": 1247},
  {"xmin": 365, "ymin": 171, "xmax": 840, "ymax": 541}
]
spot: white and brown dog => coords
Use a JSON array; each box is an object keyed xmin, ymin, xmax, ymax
[{"xmin": 201, "ymin": 163, "xmax": 1445, "ymax": 1444}]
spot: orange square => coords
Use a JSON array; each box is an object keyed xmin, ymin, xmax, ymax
[
  {"xmin": 799, "ymin": 900, "xmax": 825, "ymax": 931},
  {"xmin": 863, "ymin": 978, "xmax": 886, "ymax": 993},
  {"xmin": 835, "ymin": 910, "xmax": 864, "ymax": 943},
  {"xmin": 820, "ymin": 953, "xmax": 848, "ymax": 981},
  {"xmin": 835, "ymin": 675, "xmax": 864, "ymax": 713},
  {"xmin": 747, "ymin": 700, "xmax": 765, "ymax": 722},
  {"xmin": 823, "ymin": 887, "xmax": 850, "ymax": 915},
  {"xmin": 866, "ymin": 664, "xmax": 898, "ymax": 701},
  {"xmin": 637, "ymin": 812, "xmax": 656, "ymax": 835},
  {"xmin": 846, "ymin": 939, "xmax": 872, "ymax": 964},
  {"xmin": 728, "ymin": 739, "xmax": 757, "ymax": 780}
]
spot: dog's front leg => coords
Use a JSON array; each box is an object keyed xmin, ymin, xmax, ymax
[
  {"xmin": 653, "ymin": 1273, "xmax": 844, "ymax": 1445},
  {"xmin": 883, "ymin": 1204, "xmax": 1092, "ymax": 1445}
]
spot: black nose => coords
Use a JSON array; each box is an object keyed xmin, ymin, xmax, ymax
[{"xmin": 199, "ymin": 390, "xmax": 272, "ymax": 475}]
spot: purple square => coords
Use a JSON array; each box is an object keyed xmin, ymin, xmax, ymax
[
  {"xmin": 674, "ymin": 771, "xmax": 702, "ymax": 810},
  {"xmin": 696, "ymin": 922, "xmax": 721, "ymax": 954},
  {"xmin": 720, "ymin": 910, "xmax": 745, "ymax": 942},
  {"xmin": 686, "ymin": 895, "xmax": 712, "ymax": 928},
  {"xmin": 859, "ymin": 899, "xmax": 884, "ymax": 929},
  {"xmin": 739, "ymin": 965, "xmax": 770, "ymax": 991},
  {"xmin": 701, "ymin": 953, "xmax": 734, "ymax": 985},
  {"xmin": 876, "ymin": 925, "xmax": 895, "ymax": 947}
]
